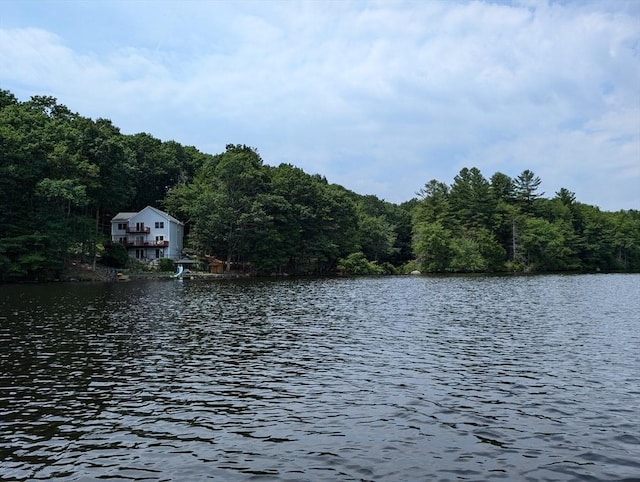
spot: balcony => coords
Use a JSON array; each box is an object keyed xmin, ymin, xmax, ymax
[
  {"xmin": 125, "ymin": 240, "xmax": 169, "ymax": 247},
  {"xmin": 126, "ymin": 226, "xmax": 150, "ymax": 234}
]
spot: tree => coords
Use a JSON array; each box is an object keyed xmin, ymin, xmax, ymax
[
  {"xmin": 449, "ymin": 236, "xmax": 487, "ymax": 272},
  {"xmin": 3, "ymin": 88, "xmax": 638, "ymax": 280},
  {"xmin": 267, "ymin": 163, "xmax": 316, "ymax": 273},
  {"xmin": 611, "ymin": 210, "xmax": 640, "ymax": 271},
  {"xmin": 0, "ymin": 94, "xmax": 76, "ymax": 279},
  {"xmin": 125, "ymin": 133, "xmax": 184, "ymax": 208},
  {"xmin": 575, "ymin": 204, "xmax": 615, "ymax": 271},
  {"xmin": 187, "ymin": 144, "xmax": 268, "ymax": 271},
  {"xmin": 415, "ymin": 179, "xmax": 450, "ymax": 224},
  {"xmin": 305, "ymin": 183, "xmax": 359, "ymax": 273},
  {"xmin": 100, "ymin": 243, "xmax": 128, "ymax": 268},
  {"xmin": 555, "ymin": 187, "xmax": 576, "ymax": 206},
  {"xmin": 519, "ymin": 217, "xmax": 577, "ymax": 271},
  {"xmin": 449, "ymin": 167, "xmax": 494, "ymax": 230},
  {"xmin": 0, "ymin": 89, "xmax": 18, "ymax": 109},
  {"xmin": 242, "ymin": 192, "xmax": 292, "ymax": 274},
  {"xmin": 412, "ymin": 220, "xmax": 454, "ymax": 272},
  {"xmin": 357, "ymin": 213, "xmax": 397, "ymax": 263},
  {"xmin": 490, "ymin": 172, "xmax": 514, "ymax": 203},
  {"xmin": 514, "ymin": 169, "xmax": 543, "ymax": 213}
]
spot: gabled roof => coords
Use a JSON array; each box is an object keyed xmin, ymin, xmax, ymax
[
  {"xmin": 112, "ymin": 212, "xmax": 137, "ymax": 222},
  {"xmin": 143, "ymin": 206, "xmax": 184, "ymax": 225},
  {"xmin": 110, "ymin": 206, "xmax": 183, "ymax": 225}
]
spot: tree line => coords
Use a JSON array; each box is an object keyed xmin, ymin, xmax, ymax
[
  {"xmin": 412, "ymin": 168, "xmax": 639, "ymax": 273},
  {"xmin": 1, "ymin": 90, "xmax": 638, "ymax": 281}
]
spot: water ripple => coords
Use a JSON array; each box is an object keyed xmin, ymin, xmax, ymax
[{"xmin": 1, "ymin": 274, "xmax": 639, "ymax": 481}]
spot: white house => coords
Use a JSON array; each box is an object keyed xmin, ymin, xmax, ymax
[{"xmin": 110, "ymin": 206, "xmax": 184, "ymax": 261}]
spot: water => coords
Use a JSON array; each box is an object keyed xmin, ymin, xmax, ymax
[{"xmin": 1, "ymin": 274, "xmax": 639, "ymax": 481}]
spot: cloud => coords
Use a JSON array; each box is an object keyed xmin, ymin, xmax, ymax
[{"xmin": 0, "ymin": 0, "xmax": 638, "ymax": 209}]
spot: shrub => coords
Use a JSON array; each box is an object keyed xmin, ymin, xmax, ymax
[
  {"xmin": 337, "ymin": 252, "xmax": 384, "ymax": 275},
  {"xmin": 157, "ymin": 258, "xmax": 175, "ymax": 272},
  {"xmin": 100, "ymin": 244, "xmax": 129, "ymax": 268}
]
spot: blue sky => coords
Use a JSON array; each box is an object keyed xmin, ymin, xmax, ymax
[{"xmin": 1, "ymin": 0, "xmax": 638, "ymax": 210}]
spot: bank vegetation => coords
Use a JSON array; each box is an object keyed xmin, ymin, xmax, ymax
[{"xmin": 1, "ymin": 90, "xmax": 639, "ymax": 282}]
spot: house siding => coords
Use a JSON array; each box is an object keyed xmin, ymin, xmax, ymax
[{"xmin": 110, "ymin": 206, "xmax": 184, "ymax": 261}]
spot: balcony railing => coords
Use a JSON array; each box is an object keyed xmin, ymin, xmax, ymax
[
  {"xmin": 126, "ymin": 226, "xmax": 151, "ymax": 234},
  {"xmin": 125, "ymin": 240, "xmax": 169, "ymax": 247}
]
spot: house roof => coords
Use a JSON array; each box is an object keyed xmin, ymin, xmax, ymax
[
  {"xmin": 112, "ymin": 212, "xmax": 137, "ymax": 222},
  {"xmin": 110, "ymin": 206, "xmax": 183, "ymax": 225},
  {"xmin": 145, "ymin": 206, "xmax": 184, "ymax": 225}
]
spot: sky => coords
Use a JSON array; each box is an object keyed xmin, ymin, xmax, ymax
[{"xmin": 1, "ymin": 0, "xmax": 639, "ymax": 211}]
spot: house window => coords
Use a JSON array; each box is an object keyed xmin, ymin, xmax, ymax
[
  {"xmin": 156, "ymin": 235, "xmax": 164, "ymax": 241},
  {"xmin": 155, "ymin": 221, "xmax": 164, "ymax": 228},
  {"xmin": 117, "ymin": 223, "xmax": 127, "ymax": 230}
]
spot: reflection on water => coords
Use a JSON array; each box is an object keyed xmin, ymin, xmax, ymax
[{"xmin": 1, "ymin": 274, "xmax": 639, "ymax": 481}]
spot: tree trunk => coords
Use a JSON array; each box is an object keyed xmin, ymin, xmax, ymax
[
  {"xmin": 511, "ymin": 218, "xmax": 518, "ymax": 262},
  {"xmin": 92, "ymin": 207, "xmax": 99, "ymax": 271}
]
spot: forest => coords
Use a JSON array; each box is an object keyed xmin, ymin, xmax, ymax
[{"xmin": 1, "ymin": 89, "xmax": 639, "ymax": 282}]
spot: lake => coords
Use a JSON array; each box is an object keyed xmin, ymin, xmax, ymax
[{"xmin": 1, "ymin": 274, "xmax": 639, "ymax": 481}]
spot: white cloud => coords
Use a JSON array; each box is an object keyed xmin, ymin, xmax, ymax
[{"xmin": 0, "ymin": 0, "xmax": 638, "ymax": 210}]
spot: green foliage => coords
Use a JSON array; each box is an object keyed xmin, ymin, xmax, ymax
[
  {"xmin": 450, "ymin": 237, "xmax": 487, "ymax": 273},
  {"xmin": 519, "ymin": 218, "xmax": 572, "ymax": 271},
  {"xmin": 1, "ymin": 93, "xmax": 168, "ymax": 281},
  {"xmin": 415, "ymin": 179, "xmax": 449, "ymax": 223},
  {"xmin": 1, "ymin": 88, "xmax": 638, "ymax": 281},
  {"xmin": 357, "ymin": 214, "xmax": 397, "ymax": 262},
  {"xmin": 514, "ymin": 169, "xmax": 543, "ymax": 214},
  {"xmin": 0, "ymin": 233, "xmax": 59, "ymax": 281},
  {"xmin": 490, "ymin": 172, "xmax": 514, "ymax": 202},
  {"xmin": 337, "ymin": 252, "xmax": 384, "ymax": 275},
  {"xmin": 412, "ymin": 221, "xmax": 454, "ymax": 272},
  {"xmin": 411, "ymin": 165, "xmax": 640, "ymax": 274},
  {"xmin": 157, "ymin": 258, "xmax": 175, "ymax": 272},
  {"xmin": 449, "ymin": 167, "xmax": 495, "ymax": 229},
  {"xmin": 100, "ymin": 243, "xmax": 129, "ymax": 268},
  {"xmin": 446, "ymin": 228, "xmax": 505, "ymax": 273}
]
